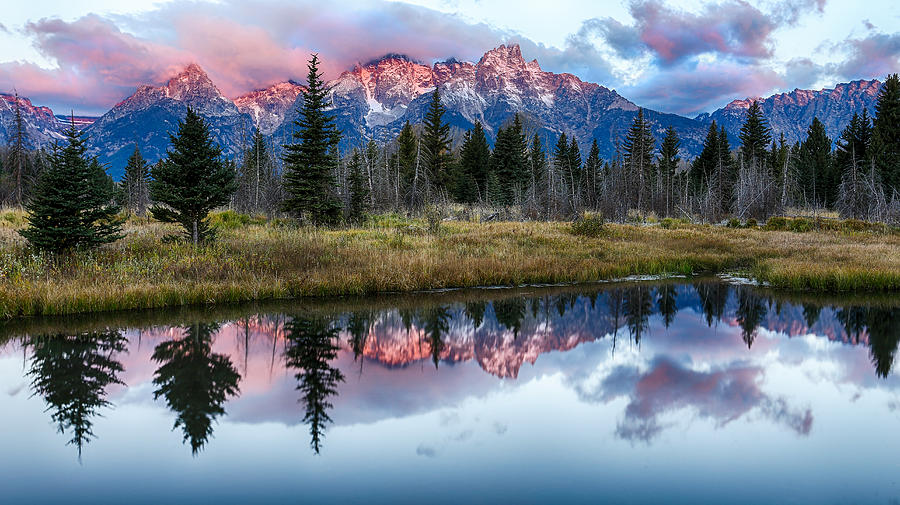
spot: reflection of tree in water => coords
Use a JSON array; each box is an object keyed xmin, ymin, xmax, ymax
[
  {"xmin": 656, "ymin": 285, "xmax": 678, "ymax": 329},
  {"xmin": 284, "ymin": 315, "xmax": 345, "ymax": 454},
  {"xmin": 736, "ymin": 287, "xmax": 767, "ymax": 348},
  {"xmin": 624, "ymin": 287, "xmax": 652, "ymax": 345},
  {"xmin": 346, "ymin": 311, "xmax": 371, "ymax": 362},
  {"xmin": 152, "ymin": 322, "xmax": 241, "ymax": 455},
  {"xmin": 422, "ymin": 307, "xmax": 450, "ymax": 369},
  {"xmin": 493, "ymin": 297, "xmax": 527, "ymax": 337},
  {"xmin": 802, "ymin": 303, "xmax": 821, "ymax": 329},
  {"xmin": 695, "ymin": 282, "xmax": 730, "ymax": 327},
  {"xmin": 464, "ymin": 301, "xmax": 486, "ymax": 330},
  {"xmin": 838, "ymin": 307, "xmax": 900, "ymax": 378},
  {"xmin": 26, "ymin": 330, "xmax": 127, "ymax": 459}
]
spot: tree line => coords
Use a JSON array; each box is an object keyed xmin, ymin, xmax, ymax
[{"xmin": 6, "ymin": 56, "xmax": 900, "ymax": 254}]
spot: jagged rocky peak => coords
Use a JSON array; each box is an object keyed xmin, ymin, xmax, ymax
[
  {"xmin": 477, "ymin": 43, "xmax": 527, "ymax": 70},
  {"xmin": 164, "ymin": 63, "xmax": 225, "ymax": 102},
  {"xmin": 234, "ymin": 81, "xmax": 306, "ymax": 134}
]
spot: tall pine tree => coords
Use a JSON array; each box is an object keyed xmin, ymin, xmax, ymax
[
  {"xmin": 20, "ymin": 122, "xmax": 122, "ymax": 253},
  {"xmin": 421, "ymin": 89, "xmax": 452, "ymax": 199},
  {"xmin": 658, "ymin": 126, "xmax": 680, "ymax": 216},
  {"xmin": 123, "ymin": 144, "xmax": 150, "ymax": 216},
  {"xmin": 797, "ymin": 117, "xmax": 833, "ymax": 207},
  {"xmin": 623, "ymin": 108, "xmax": 655, "ymax": 210},
  {"xmin": 150, "ymin": 108, "xmax": 237, "ymax": 245},
  {"xmin": 739, "ymin": 101, "xmax": 772, "ymax": 169},
  {"xmin": 454, "ymin": 121, "xmax": 490, "ymax": 203},
  {"xmin": 872, "ymin": 73, "xmax": 900, "ymax": 193},
  {"xmin": 346, "ymin": 148, "xmax": 369, "ymax": 223},
  {"xmin": 282, "ymin": 54, "xmax": 342, "ymax": 225}
]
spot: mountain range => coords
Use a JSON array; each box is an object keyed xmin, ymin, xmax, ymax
[{"xmin": 0, "ymin": 44, "xmax": 883, "ymax": 179}]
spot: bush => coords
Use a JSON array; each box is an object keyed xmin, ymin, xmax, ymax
[
  {"xmin": 570, "ymin": 213, "xmax": 605, "ymax": 237},
  {"xmin": 746, "ymin": 218, "xmax": 758, "ymax": 228},
  {"xmin": 660, "ymin": 217, "xmax": 677, "ymax": 229},
  {"xmin": 726, "ymin": 218, "xmax": 741, "ymax": 228},
  {"xmin": 424, "ymin": 204, "xmax": 444, "ymax": 235},
  {"xmin": 764, "ymin": 216, "xmax": 789, "ymax": 231},
  {"xmin": 788, "ymin": 217, "xmax": 812, "ymax": 233}
]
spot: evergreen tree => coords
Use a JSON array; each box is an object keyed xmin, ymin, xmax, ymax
[
  {"xmin": 528, "ymin": 134, "xmax": 547, "ymax": 205},
  {"xmin": 623, "ymin": 108, "xmax": 655, "ymax": 210},
  {"xmin": 490, "ymin": 114, "xmax": 528, "ymax": 205},
  {"xmin": 152, "ymin": 322, "xmax": 240, "ymax": 455},
  {"xmin": 396, "ymin": 120, "xmax": 418, "ymax": 197},
  {"xmin": 282, "ymin": 54, "xmax": 342, "ymax": 225},
  {"xmin": 656, "ymin": 284, "xmax": 678, "ymax": 329},
  {"xmin": 797, "ymin": 117, "xmax": 833, "ymax": 207},
  {"xmin": 20, "ymin": 122, "xmax": 122, "ymax": 253},
  {"xmin": 123, "ymin": 144, "xmax": 150, "ymax": 216},
  {"xmin": 872, "ymin": 73, "xmax": 900, "ymax": 193},
  {"xmin": 658, "ymin": 127, "xmax": 680, "ymax": 216},
  {"xmin": 584, "ymin": 139, "xmax": 602, "ymax": 208},
  {"xmin": 346, "ymin": 148, "xmax": 369, "ymax": 223},
  {"xmin": 10, "ymin": 91, "xmax": 28, "ymax": 206},
  {"xmin": 150, "ymin": 108, "xmax": 236, "ymax": 244},
  {"xmin": 691, "ymin": 121, "xmax": 719, "ymax": 193},
  {"xmin": 421, "ymin": 89, "xmax": 452, "ymax": 198},
  {"xmin": 238, "ymin": 127, "xmax": 277, "ymax": 214},
  {"xmin": 739, "ymin": 101, "xmax": 772, "ymax": 169},
  {"xmin": 455, "ymin": 121, "xmax": 490, "ymax": 202}
]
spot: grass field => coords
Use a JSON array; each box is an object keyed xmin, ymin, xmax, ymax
[{"xmin": 0, "ymin": 209, "xmax": 897, "ymax": 318}]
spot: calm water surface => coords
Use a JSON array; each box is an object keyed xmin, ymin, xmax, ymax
[{"xmin": 1, "ymin": 281, "xmax": 898, "ymax": 504}]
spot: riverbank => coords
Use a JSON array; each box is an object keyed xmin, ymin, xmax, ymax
[{"xmin": 0, "ymin": 211, "xmax": 897, "ymax": 318}]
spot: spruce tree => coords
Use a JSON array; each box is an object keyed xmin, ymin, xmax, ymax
[
  {"xmin": 658, "ymin": 126, "xmax": 680, "ymax": 216},
  {"xmin": 421, "ymin": 89, "xmax": 452, "ymax": 198},
  {"xmin": 455, "ymin": 122, "xmax": 490, "ymax": 202},
  {"xmin": 123, "ymin": 144, "xmax": 150, "ymax": 216},
  {"xmin": 282, "ymin": 54, "xmax": 342, "ymax": 225},
  {"xmin": 836, "ymin": 111, "xmax": 873, "ymax": 176},
  {"xmin": 346, "ymin": 148, "xmax": 369, "ymax": 223},
  {"xmin": 396, "ymin": 120, "xmax": 418, "ymax": 196},
  {"xmin": 11, "ymin": 91, "xmax": 28, "ymax": 206},
  {"xmin": 150, "ymin": 108, "xmax": 237, "ymax": 245},
  {"xmin": 691, "ymin": 121, "xmax": 719, "ymax": 193},
  {"xmin": 238, "ymin": 127, "xmax": 276, "ymax": 214},
  {"xmin": 715, "ymin": 127, "xmax": 735, "ymax": 215},
  {"xmin": 20, "ymin": 122, "xmax": 122, "ymax": 253},
  {"xmin": 528, "ymin": 134, "xmax": 547, "ymax": 204},
  {"xmin": 490, "ymin": 114, "xmax": 528, "ymax": 205},
  {"xmin": 584, "ymin": 139, "xmax": 602, "ymax": 207},
  {"xmin": 739, "ymin": 101, "xmax": 772, "ymax": 168},
  {"xmin": 872, "ymin": 74, "xmax": 900, "ymax": 193},
  {"xmin": 797, "ymin": 117, "xmax": 833, "ymax": 207},
  {"xmin": 623, "ymin": 108, "xmax": 655, "ymax": 210}
]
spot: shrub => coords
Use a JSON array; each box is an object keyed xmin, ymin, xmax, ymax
[
  {"xmin": 424, "ymin": 204, "xmax": 444, "ymax": 235},
  {"xmin": 764, "ymin": 216, "xmax": 789, "ymax": 231},
  {"xmin": 746, "ymin": 218, "xmax": 758, "ymax": 228},
  {"xmin": 788, "ymin": 218, "xmax": 812, "ymax": 233},
  {"xmin": 727, "ymin": 218, "xmax": 741, "ymax": 228},
  {"xmin": 570, "ymin": 213, "xmax": 605, "ymax": 237},
  {"xmin": 660, "ymin": 217, "xmax": 677, "ymax": 229}
]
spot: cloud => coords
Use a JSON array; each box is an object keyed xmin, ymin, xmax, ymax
[
  {"xmin": 416, "ymin": 444, "xmax": 437, "ymax": 457},
  {"xmin": 0, "ymin": 23, "xmax": 9, "ymax": 34},
  {"xmin": 834, "ymin": 32, "xmax": 900, "ymax": 80},
  {"xmin": 625, "ymin": 60, "xmax": 784, "ymax": 116},
  {"xmin": 581, "ymin": 0, "xmax": 828, "ymax": 68}
]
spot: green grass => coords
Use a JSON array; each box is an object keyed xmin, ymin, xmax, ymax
[{"xmin": 0, "ymin": 209, "xmax": 897, "ymax": 318}]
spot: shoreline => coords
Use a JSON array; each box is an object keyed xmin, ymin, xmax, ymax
[{"xmin": 0, "ymin": 215, "xmax": 898, "ymax": 319}]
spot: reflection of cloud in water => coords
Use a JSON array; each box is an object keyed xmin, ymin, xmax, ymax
[{"xmin": 575, "ymin": 357, "xmax": 812, "ymax": 442}]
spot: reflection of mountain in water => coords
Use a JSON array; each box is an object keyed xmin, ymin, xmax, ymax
[{"xmin": 8, "ymin": 282, "xmax": 899, "ymax": 456}]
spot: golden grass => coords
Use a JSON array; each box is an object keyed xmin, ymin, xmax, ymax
[{"xmin": 0, "ymin": 210, "xmax": 897, "ymax": 318}]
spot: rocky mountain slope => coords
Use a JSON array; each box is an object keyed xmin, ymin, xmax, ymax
[{"xmin": 697, "ymin": 79, "xmax": 881, "ymax": 146}]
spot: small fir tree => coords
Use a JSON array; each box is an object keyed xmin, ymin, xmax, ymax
[
  {"xmin": 20, "ymin": 122, "xmax": 122, "ymax": 253},
  {"xmin": 150, "ymin": 108, "xmax": 237, "ymax": 245}
]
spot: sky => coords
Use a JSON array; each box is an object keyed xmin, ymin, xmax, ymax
[{"xmin": 0, "ymin": 0, "xmax": 898, "ymax": 116}]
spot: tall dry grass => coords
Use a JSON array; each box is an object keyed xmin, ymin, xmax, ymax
[{"xmin": 0, "ymin": 209, "xmax": 896, "ymax": 318}]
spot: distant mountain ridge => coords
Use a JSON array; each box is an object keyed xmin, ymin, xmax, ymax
[
  {"xmin": 0, "ymin": 45, "xmax": 884, "ymax": 178},
  {"xmin": 697, "ymin": 79, "xmax": 882, "ymax": 146}
]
